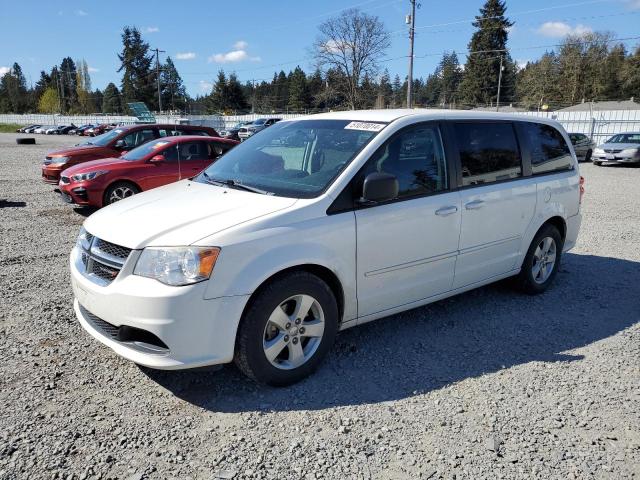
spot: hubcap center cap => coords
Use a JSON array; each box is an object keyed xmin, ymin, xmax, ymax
[{"xmin": 288, "ymin": 326, "xmax": 299, "ymax": 336}]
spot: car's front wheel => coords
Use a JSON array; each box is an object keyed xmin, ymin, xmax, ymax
[
  {"xmin": 234, "ymin": 272, "xmax": 339, "ymax": 386},
  {"xmin": 103, "ymin": 182, "xmax": 140, "ymax": 206}
]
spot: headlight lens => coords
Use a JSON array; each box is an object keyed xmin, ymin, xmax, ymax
[
  {"xmin": 621, "ymin": 148, "xmax": 640, "ymax": 156},
  {"xmin": 71, "ymin": 170, "xmax": 109, "ymax": 182},
  {"xmin": 76, "ymin": 226, "xmax": 92, "ymax": 250},
  {"xmin": 134, "ymin": 246, "xmax": 220, "ymax": 286},
  {"xmin": 50, "ymin": 156, "xmax": 70, "ymax": 164}
]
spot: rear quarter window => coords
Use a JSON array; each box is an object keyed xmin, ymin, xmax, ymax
[{"xmin": 521, "ymin": 123, "xmax": 573, "ymax": 174}]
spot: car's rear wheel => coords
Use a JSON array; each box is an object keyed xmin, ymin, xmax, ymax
[
  {"xmin": 234, "ymin": 272, "xmax": 339, "ymax": 386},
  {"xmin": 103, "ymin": 182, "xmax": 139, "ymax": 206},
  {"xmin": 593, "ymin": 160, "xmax": 602, "ymax": 166},
  {"xmin": 515, "ymin": 224, "xmax": 563, "ymax": 295}
]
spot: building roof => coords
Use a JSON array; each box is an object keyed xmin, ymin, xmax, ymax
[
  {"xmin": 558, "ymin": 100, "xmax": 640, "ymax": 112},
  {"xmin": 472, "ymin": 105, "xmax": 528, "ymax": 112}
]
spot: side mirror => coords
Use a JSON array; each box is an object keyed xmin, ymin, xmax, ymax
[
  {"xmin": 149, "ymin": 154, "xmax": 165, "ymax": 163},
  {"xmin": 361, "ymin": 172, "xmax": 399, "ymax": 203},
  {"xmin": 114, "ymin": 139, "xmax": 126, "ymax": 149}
]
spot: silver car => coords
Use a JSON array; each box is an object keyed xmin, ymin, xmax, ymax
[
  {"xmin": 568, "ymin": 133, "xmax": 596, "ymax": 162},
  {"xmin": 591, "ymin": 132, "xmax": 640, "ymax": 166},
  {"xmin": 237, "ymin": 117, "xmax": 281, "ymax": 141}
]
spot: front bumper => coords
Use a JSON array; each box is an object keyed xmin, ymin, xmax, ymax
[
  {"xmin": 58, "ymin": 180, "xmax": 99, "ymax": 207},
  {"xmin": 42, "ymin": 164, "xmax": 65, "ymax": 183},
  {"xmin": 70, "ymin": 247, "xmax": 250, "ymax": 369},
  {"xmin": 592, "ymin": 154, "xmax": 640, "ymax": 165}
]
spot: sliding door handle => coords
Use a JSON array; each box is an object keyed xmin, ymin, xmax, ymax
[
  {"xmin": 465, "ymin": 200, "xmax": 485, "ymax": 210},
  {"xmin": 435, "ymin": 206, "xmax": 458, "ymax": 216}
]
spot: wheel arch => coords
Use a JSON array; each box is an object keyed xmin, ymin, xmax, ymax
[
  {"xmin": 240, "ymin": 264, "xmax": 345, "ymax": 326},
  {"xmin": 543, "ymin": 215, "xmax": 567, "ymax": 242}
]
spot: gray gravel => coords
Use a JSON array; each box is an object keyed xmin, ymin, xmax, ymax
[{"xmin": 1, "ymin": 132, "xmax": 639, "ymax": 480}]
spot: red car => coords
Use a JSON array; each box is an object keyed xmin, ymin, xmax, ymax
[
  {"xmin": 42, "ymin": 123, "xmax": 219, "ymax": 184},
  {"xmin": 58, "ymin": 136, "xmax": 238, "ymax": 208}
]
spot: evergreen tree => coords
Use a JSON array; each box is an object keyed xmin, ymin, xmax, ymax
[
  {"xmin": 423, "ymin": 73, "xmax": 442, "ymax": 106},
  {"xmin": 92, "ymin": 89, "xmax": 103, "ymax": 113},
  {"xmin": 458, "ymin": 0, "xmax": 514, "ymax": 107},
  {"xmin": 273, "ymin": 71, "xmax": 289, "ymax": 112},
  {"xmin": 623, "ymin": 46, "xmax": 640, "ymax": 99},
  {"xmin": 102, "ymin": 83, "xmax": 122, "ymax": 113},
  {"xmin": 0, "ymin": 63, "xmax": 29, "ymax": 113},
  {"xmin": 601, "ymin": 44, "xmax": 626, "ymax": 100},
  {"xmin": 226, "ymin": 73, "xmax": 248, "ymax": 112},
  {"xmin": 118, "ymin": 26, "xmax": 156, "ymax": 109},
  {"xmin": 438, "ymin": 52, "xmax": 463, "ymax": 106},
  {"xmin": 392, "ymin": 74, "xmax": 403, "ymax": 107},
  {"xmin": 60, "ymin": 57, "xmax": 78, "ymax": 112},
  {"xmin": 288, "ymin": 66, "xmax": 310, "ymax": 112},
  {"xmin": 208, "ymin": 70, "xmax": 227, "ymax": 112},
  {"xmin": 306, "ymin": 68, "xmax": 324, "ymax": 110},
  {"xmin": 32, "ymin": 71, "xmax": 52, "ymax": 108},
  {"xmin": 377, "ymin": 69, "xmax": 393, "ymax": 108},
  {"xmin": 160, "ymin": 57, "xmax": 188, "ymax": 112}
]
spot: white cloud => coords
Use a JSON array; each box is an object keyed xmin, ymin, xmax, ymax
[
  {"xmin": 516, "ymin": 59, "xmax": 529, "ymax": 70},
  {"xmin": 233, "ymin": 40, "xmax": 248, "ymax": 50},
  {"xmin": 176, "ymin": 52, "xmax": 196, "ymax": 60},
  {"xmin": 0, "ymin": 66, "xmax": 10, "ymax": 77},
  {"xmin": 199, "ymin": 80, "xmax": 213, "ymax": 92},
  {"xmin": 75, "ymin": 9, "xmax": 88, "ymax": 16},
  {"xmin": 208, "ymin": 41, "xmax": 260, "ymax": 63},
  {"xmin": 144, "ymin": 26, "xmax": 159, "ymax": 33},
  {"xmin": 626, "ymin": 0, "xmax": 640, "ymax": 10},
  {"xmin": 88, "ymin": 66, "xmax": 99, "ymax": 73},
  {"xmin": 536, "ymin": 22, "xmax": 592, "ymax": 38}
]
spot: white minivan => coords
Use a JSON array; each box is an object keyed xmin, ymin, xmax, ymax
[{"xmin": 70, "ymin": 110, "xmax": 583, "ymax": 385}]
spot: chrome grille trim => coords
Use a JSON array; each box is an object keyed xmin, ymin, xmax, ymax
[{"xmin": 76, "ymin": 232, "xmax": 131, "ymax": 286}]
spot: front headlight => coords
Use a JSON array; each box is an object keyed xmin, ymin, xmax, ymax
[
  {"xmin": 50, "ymin": 156, "xmax": 70, "ymax": 164},
  {"xmin": 621, "ymin": 148, "xmax": 640, "ymax": 157},
  {"xmin": 71, "ymin": 170, "xmax": 109, "ymax": 182},
  {"xmin": 134, "ymin": 246, "xmax": 220, "ymax": 286},
  {"xmin": 76, "ymin": 226, "xmax": 92, "ymax": 250}
]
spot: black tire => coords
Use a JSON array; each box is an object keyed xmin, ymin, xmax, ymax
[
  {"xmin": 593, "ymin": 160, "xmax": 602, "ymax": 166},
  {"xmin": 103, "ymin": 181, "xmax": 140, "ymax": 206},
  {"xmin": 16, "ymin": 138, "xmax": 36, "ymax": 145},
  {"xmin": 584, "ymin": 149, "xmax": 592, "ymax": 163},
  {"xmin": 515, "ymin": 224, "xmax": 563, "ymax": 295},
  {"xmin": 234, "ymin": 271, "xmax": 339, "ymax": 386}
]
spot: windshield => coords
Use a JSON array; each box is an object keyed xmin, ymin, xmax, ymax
[
  {"xmin": 122, "ymin": 139, "xmax": 172, "ymax": 161},
  {"xmin": 82, "ymin": 128, "xmax": 125, "ymax": 147},
  {"xmin": 253, "ymin": 119, "xmax": 267, "ymax": 125},
  {"xmin": 606, "ymin": 133, "xmax": 640, "ymax": 144},
  {"xmin": 195, "ymin": 119, "xmax": 385, "ymax": 198}
]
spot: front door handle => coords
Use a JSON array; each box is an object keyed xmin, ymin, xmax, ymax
[
  {"xmin": 465, "ymin": 200, "xmax": 485, "ymax": 210},
  {"xmin": 435, "ymin": 206, "xmax": 458, "ymax": 216}
]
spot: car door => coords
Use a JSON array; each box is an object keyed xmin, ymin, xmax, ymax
[
  {"xmin": 139, "ymin": 143, "xmax": 181, "ymax": 190},
  {"xmin": 355, "ymin": 123, "xmax": 461, "ymax": 319},
  {"xmin": 450, "ymin": 121, "xmax": 536, "ymax": 289}
]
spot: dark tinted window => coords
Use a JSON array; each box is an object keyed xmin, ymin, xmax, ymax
[
  {"xmin": 206, "ymin": 141, "xmax": 232, "ymax": 159},
  {"xmin": 177, "ymin": 141, "xmax": 209, "ymax": 160},
  {"xmin": 362, "ymin": 124, "xmax": 448, "ymax": 198},
  {"xmin": 453, "ymin": 122, "xmax": 521, "ymax": 186},
  {"xmin": 121, "ymin": 128, "xmax": 156, "ymax": 148},
  {"xmin": 522, "ymin": 122, "xmax": 573, "ymax": 174}
]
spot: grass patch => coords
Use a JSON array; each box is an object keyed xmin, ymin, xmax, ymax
[{"xmin": 0, "ymin": 123, "xmax": 23, "ymax": 133}]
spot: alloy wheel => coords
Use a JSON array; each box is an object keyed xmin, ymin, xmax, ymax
[
  {"xmin": 262, "ymin": 294, "xmax": 325, "ymax": 370},
  {"xmin": 109, "ymin": 186, "xmax": 135, "ymax": 204},
  {"xmin": 532, "ymin": 236, "xmax": 557, "ymax": 284}
]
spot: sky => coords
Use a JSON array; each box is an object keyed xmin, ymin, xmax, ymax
[{"xmin": 1, "ymin": 0, "xmax": 640, "ymax": 97}]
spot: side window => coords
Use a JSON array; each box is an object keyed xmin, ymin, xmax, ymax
[
  {"xmin": 521, "ymin": 122, "xmax": 573, "ymax": 174},
  {"xmin": 207, "ymin": 141, "xmax": 231, "ymax": 160},
  {"xmin": 453, "ymin": 122, "xmax": 522, "ymax": 186},
  {"xmin": 177, "ymin": 141, "xmax": 209, "ymax": 161},
  {"xmin": 158, "ymin": 129, "xmax": 168, "ymax": 137},
  {"xmin": 160, "ymin": 144, "xmax": 179, "ymax": 162},
  {"xmin": 362, "ymin": 124, "xmax": 448, "ymax": 199},
  {"xmin": 121, "ymin": 129, "xmax": 156, "ymax": 148}
]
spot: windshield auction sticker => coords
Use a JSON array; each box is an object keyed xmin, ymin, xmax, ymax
[{"xmin": 344, "ymin": 122, "xmax": 386, "ymax": 132}]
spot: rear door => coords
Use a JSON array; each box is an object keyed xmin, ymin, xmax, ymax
[
  {"xmin": 355, "ymin": 122, "xmax": 461, "ymax": 318},
  {"xmin": 449, "ymin": 121, "xmax": 536, "ymax": 289}
]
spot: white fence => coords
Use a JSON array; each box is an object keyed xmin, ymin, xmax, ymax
[{"xmin": 3, "ymin": 110, "xmax": 640, "ymax": 143}]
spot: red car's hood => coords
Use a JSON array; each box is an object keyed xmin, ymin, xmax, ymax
[
  {"xmin": 62, "ymin": 157, "xmax": 132, "ymax": 175},
  {"xmin": 47, "ymin": 144, "xmax": 106, "ymax": 157}
]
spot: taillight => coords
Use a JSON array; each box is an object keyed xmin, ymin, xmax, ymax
[{"xmin": 579, "ymin": 176, "xmax": 585, "ymax": 204}]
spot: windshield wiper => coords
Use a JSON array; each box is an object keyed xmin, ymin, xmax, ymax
[{"xmin": 201, "ymin": 172, "xmax": 272, "ymax": 195}]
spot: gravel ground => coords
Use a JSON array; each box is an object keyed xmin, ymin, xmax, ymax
[{"xmin": 0, "ymin": 132, "xmax": 639, "ymax": 480}]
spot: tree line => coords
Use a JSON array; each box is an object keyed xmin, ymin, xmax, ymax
[{"xmin": 2, "ymin": 0, "xmax": 640, "ymax": 116}]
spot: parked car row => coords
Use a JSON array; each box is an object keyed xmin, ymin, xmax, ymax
[
  {"xmin": 568, "ymin": 131, "xmax": 640, "ymax": 166},
  {"xmin": 41, "ymin": 123, "xmax": 238, "ymax": 208},
  {"xmin": 18, "ymin": 123, "xmax": 121, "ymax": 136}
]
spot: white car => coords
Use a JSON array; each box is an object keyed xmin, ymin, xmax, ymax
[
  {"xmin": 34, "ymin": 126, "xmax": 52, "ymax": 134},
  {"xmin": 70, "ymin": 110, "xmax": 583, "ymax": 385}
]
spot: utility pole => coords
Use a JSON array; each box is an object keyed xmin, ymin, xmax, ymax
[
  {"xmin": 406, "ymin": 0, "xmax": 416, "ymax": 108},
  {"xmin": 153, "ymin": 47, "xmax": 166, "ymax": 113},
  {"xmin": 496, "ymin": 55, "xmax": 504, "ymax": 112}
]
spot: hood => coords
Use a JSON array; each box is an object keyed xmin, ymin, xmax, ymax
[
  {"xmin": 63, "ymin": 157, "xmax": 129, "ymax": 175},
  {"xmin": 48, "ymin": 144, "xmax": 104, "ymax": 157},
  {"xmin": 599, "ymin": 142, "xmax": 640, "ymax": 150},
  {"xmin": 83, "ymin": 180, "xmax": 297, "ymax": 249}
]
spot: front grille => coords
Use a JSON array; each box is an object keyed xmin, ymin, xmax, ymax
[
  {"xmin": 77, "ymin": 232, "xmax": 131, "ymax": 286},
  {"xmin": 604, "ymin": 148, "xmax": 622, "ymax": 153}
]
